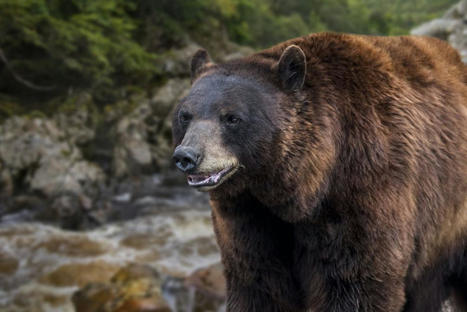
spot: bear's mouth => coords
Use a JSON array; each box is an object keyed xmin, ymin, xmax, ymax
[{"xmin": 187, "ymin": 165, "xmax": 238, "ymax": 191}]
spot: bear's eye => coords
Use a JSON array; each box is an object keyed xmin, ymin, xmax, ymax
[
  {"xmin": 224, "ymin": 114, "xmax": 241, "ymax": 125},
  {"xmin": 179, "ymin": 111, "xmax": 192, "ymax": 125}
]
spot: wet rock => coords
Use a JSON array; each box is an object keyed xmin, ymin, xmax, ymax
[
  {"xmin": 0, "ymin": 116, "xmax": 104, "ymax": 200},
  {"xmin": 72, "ymin": 263, "xmax": 171, "ymax": 312},
  {"xmin": 35, "ymin": 235, "xmax": 109, "ymax": 257},
  {"xmin": 0, "ymin": 208, "xmax": 219, "ymax": 311},
  {"xmin": 9, "ymin": 289, "xmax": 72, "ymax": 312},
  {"xmin": 120, "ymin": 232, "xmax": 171, "ymax": 250},
  {"xmin": 113, "ymin": 297, "xmax": 171, "ymax": 312},
  {"xmin": 39, "ymin": 261, "xmax": 120, "ymax": 287},
  {"xmin": 0, "ymin": 117, "xmax": 64, "ymax": 174},
  {"xmin": 50, "ymin": 194, "xmax": 82, "ymax": 220},
  {"xmin": 411, "ymin": 0, "xmax": 467, "ymax": 63},
  {"xmin": 29, "ymin": 157, "xmax": 104, "ymax": 197},
  {"xmin": 47, "ymin": 193, "xmax": 86, "ymax": 228},
  {"xmin": 186, "ymin": 263, "xmax": 226, "ymax": 312},
  {"xmin": 0, "ymin": 166, "xmax": 13, "ymax": 197},
  {"xmin": 72, "ymin": 283, "xmax": 118, "ymax": 312},
  {"xmin": 0, "ymin": 224, "xmax": 36, "ymax": 237},
  {"xmin": 9, "ymin": 195, "xmax": 46, "ymax": 214},
  {"xmin": 186, "ymin": 263, "xmax": 226, "ymax": 300},
  {"xmin": 180, "ymin": 237, "xmax": 219, "ymax": 257},
  {"xmin": 0, "ymin": 251, "xmax": 19, "ymax": 275},
  {"xmin": 0, "ymin": 115, "xmax": 106, "ymax": 227},
  {"xmin": 162, "ymin": 263, "xmax": 226, "ymax": 312},
  {"xmin": 112, "ymin": 102, "xmax": 156, "ymax": 178},
  {"xmin": 53, "ymin": 93, "xmax": 96, "ymax": 145}
]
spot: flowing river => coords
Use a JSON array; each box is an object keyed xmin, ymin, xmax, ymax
[{"xmin": 0, "ymin": 176, "xmax": 222, "ymax": 312}]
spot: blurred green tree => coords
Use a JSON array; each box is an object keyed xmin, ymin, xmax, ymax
[
  {"xmin": 0, "ymin": 0, "xmax": 156, "ymax": 105},
  {"xmin": 0, "ymin": 0, "xmax": 458, "ymax": 114}
]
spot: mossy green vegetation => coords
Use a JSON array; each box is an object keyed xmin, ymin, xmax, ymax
[
  {"xmin": 221, "ymin": 0, "xmax": 458, "ymax": 47},
  {"xmin": 0, "ymin": 0, "xmax": 156, "ymax": 107}
]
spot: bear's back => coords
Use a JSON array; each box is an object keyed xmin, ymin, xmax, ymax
[
  {"xmin": 255, "ymin": 33, "xmax": 467, "ymax": 98},
  {"xmin": 362, "ymin": 35, "xmax": 467, "ymax": 90}
]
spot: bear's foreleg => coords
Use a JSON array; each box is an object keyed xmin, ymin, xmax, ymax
[
  {"xmin": 211, "ymin": 195, "xmax": 307, "ymax": 312},
  {"xmin": 293, "ymin": 215, "xmax": 411, "ymax": 312}
]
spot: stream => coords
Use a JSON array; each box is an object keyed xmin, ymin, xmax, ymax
[{"xmin": 0, "ymin": 175, "xmax": 222, "ymax": 312}]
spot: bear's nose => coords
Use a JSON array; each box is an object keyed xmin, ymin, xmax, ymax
[{"xmin": 173, "ymin": 146, "xmax": 200, "ymax": 173}]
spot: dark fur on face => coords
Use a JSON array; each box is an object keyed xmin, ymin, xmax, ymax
[
  {"xmin": 172, "ymin": 71, "xmax": 283, "ymax": 193},
  {"xmin": 172, "ymin": 33, "xmax": 467, "ymax": 312}
]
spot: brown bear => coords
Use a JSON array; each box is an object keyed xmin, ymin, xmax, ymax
[{"xmin": 171, "ymin": 33, "xmax": 467, "ymax": 312}]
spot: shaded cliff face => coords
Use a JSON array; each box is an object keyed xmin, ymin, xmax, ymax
[{"xmin": 412, "ymin": 0, "xmax": 467, "ymax": 63}]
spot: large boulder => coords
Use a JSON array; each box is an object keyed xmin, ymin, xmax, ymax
[
  {"xmin": 72, "ymin": 264, "xmax": 171, "ymax": 312},
  {"xmin": 53, "ymin": 93, "xmax": 96, "ymax": 145},
  {"xmin": 0, "ymin": 116, "xmax": 104, "ymax": 197},
  {"xmin": 0, "ymin": 116, "xmax": 104, "ymax": 225},
  {"xmin": 412, "ymin": 0, "xmax": 467, "ymax": 63},
  {"xmin": 73, "ymin": 262, "xmax": 226, "ymax": 312},
  {"xmin": 112, "ymin": 78, "xmax": 190, "ymax": 178},
  {"xmin": 160, "ymin": 263, "xmax": 226, "ymax": 312}
]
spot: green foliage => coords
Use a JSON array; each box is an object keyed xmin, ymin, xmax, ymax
[
  {"xmin": 139, "ymin": 0, "xmax": 457, "ymax": 48},
  {"xmin": 0, "ymin": 95, "xmax": 23, "ymax": 120},
  {"xmin": 0, "ymin": 0, "xmax": 156, "ymax": 104},
  {"xmin": 0, "ymin": 0, "xmax": 458, "ymax": 113},
  {"xmin": 221, "ymin": 0, "xmax": 458, "ymax": 46}
]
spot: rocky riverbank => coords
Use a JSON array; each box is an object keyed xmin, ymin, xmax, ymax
[{"xmin": 0, "ymin": 185, "xmax": 225, "ymax": 311}]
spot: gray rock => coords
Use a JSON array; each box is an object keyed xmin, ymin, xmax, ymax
[
  {"xmin": 0, "ymin": 116, "xmax": 104, "ymax": 198},
  {"xmin": 150, "ymin": 78, "xmax": 190, "ymax": 116},
  {"xmin": 112, "ymin": 78, "xmax": 190, "ymax": 177},
  {"xmin": 411, "ymin": 0, "xmax": 467, "ymax": 63},
  {"xmin": 112, "ymin": 101, "xmax": 155, "ymax": 177},
  {"xmin": 72, "ymin": 263, "xmax": 171, "ymax": 312},
  {"xmin": 0, "ymin": 167, "xmax": 13, "ymax": 197},
  {"xmin": 158, "ymin": 43, "xmax": 202, "ymax": 77},
  {"xmin": 411, "ymin": 19, "xmax": 461, "ymax": 40},
  {"xmin": 53, "ymin": 93, "xmax": 95, "ymax": 145},
  {"xmin": 29, "ymin": 158, "xmax": 104, "ymax": 196}
]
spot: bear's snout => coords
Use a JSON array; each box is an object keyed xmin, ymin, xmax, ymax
[{"xmin": 173, "ymin": 145, "xmax": 201, "ymax": 172}]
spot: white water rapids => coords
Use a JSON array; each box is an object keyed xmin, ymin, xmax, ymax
[{"xmin": 0, "ymin": 184, "xmax": 221, "ymax": 312}]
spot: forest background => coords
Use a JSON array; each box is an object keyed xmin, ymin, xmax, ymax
[{"xmin": 0, "ymin": 0, "xmax": 458, "ymax": 117}]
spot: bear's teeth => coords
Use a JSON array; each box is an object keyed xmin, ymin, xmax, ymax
[
  {"xmin": 187, "ymin": 166, "xmax": 235, "ymax": 187},
  {"xmin": 188, "ymin": 175, "xmax": 208, "ymax": 182}
]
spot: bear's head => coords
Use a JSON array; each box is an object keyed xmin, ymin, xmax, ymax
[{"xmin": 172, "ymin": 45, "xmax": 336, "ymax": 210}]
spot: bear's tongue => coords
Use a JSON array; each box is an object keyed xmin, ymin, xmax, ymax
[{"xmin": 187, "ymin": 167, "xmax": 230, "ymax": 187}]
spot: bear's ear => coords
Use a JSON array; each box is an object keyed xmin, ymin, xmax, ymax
[
  {"xmin": 277, "ymin": 45, "xmax": 306, "ymax": 91},
  {"xmin": 191, "ymin": 49, "xmax": 212, "ymax": 82}
]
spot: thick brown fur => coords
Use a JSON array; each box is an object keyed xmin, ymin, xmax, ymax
[{"xmin": 175, "ymin": 33, "xmax": 467, "ymax": 311}]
